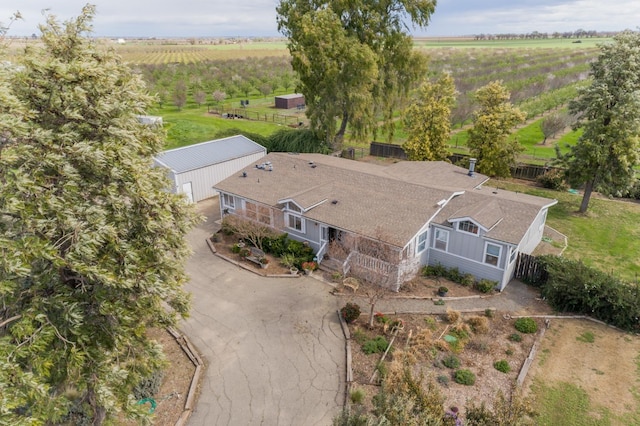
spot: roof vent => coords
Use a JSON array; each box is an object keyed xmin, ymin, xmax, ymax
[
  {"xmin": 436, "ymin": 199, "xmax": 447, "ymax": 207},
  {"xmin": 468, "ymin": 158, "xmax": 477, "ymax": 177},
  {"xmin": 241, "ymin": 171, "xmax": 247, "ymax": 178},
  {"xmin": 311, "ymin": 164, "xmax": 317, "ymax": 168},
  {"xmin": 331, "ymin": 200, "xmax": 338, "ymax": 205}
]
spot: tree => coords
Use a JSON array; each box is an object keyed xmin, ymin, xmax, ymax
[
  {"xmin": 173, "ymin": 80, "xmax": 187, "ymax": 110},
  {"xmin": 467, "ymin": 81, "xmax": 526, "ymax": 177},
  {"xmin": 539, "ymin": 112, "xmax": 568, "ymax": 145},
  {"xmin": 403, "ymin": 73, "xmax": 456, "ymax": 161},
  {"xmin": 212, "ymin": 89, "xmax": 226, "ymax": 106},
  {"xmin": 277, "ymin": 0, "xmax": 436, "ymax": 150},
  {"xmin": 0, "ymin": 6, "xmax": 199, "ymax": 424},
  {"xmin": 558, "ymin": 31, "xmax": 640, "ymax": 213},
  {"xmin": 193, "ymin": 89, "xmax": 206, "ymax": 107}
]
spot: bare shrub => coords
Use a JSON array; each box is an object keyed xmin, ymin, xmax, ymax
[
  {"xmin": 467, "ymin": 337, "xmax": 491, "ymax": 353},
  {"xmin": 466, "ymin": 315, "xmax": 490, "ymax": 334},
  {"xmin": 221, "ymin": 213, "xmax": 278, "ymax": 251},
  {"xmin": 446, "ymin": 308, "xmax": 461, "ymax": 324}
]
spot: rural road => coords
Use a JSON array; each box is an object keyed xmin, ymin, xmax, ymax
[{"xmin": 180, "ymin": 199, "xmax": 345, "ymax": 426}]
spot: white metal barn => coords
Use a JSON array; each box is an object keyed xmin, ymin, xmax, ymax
[{"xmin": 154, "ymin": 135, "xmax": 267, "ymax": 203}]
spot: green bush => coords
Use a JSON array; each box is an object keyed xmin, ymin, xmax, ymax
[
  {"xmin": 514, "ymin": 317, "xmax": 538, "ymax": 334},
  {"xmin": 350, "ymin": 388, "xmax": 365, "ymax": 405},
  {"xmin": 341, "ymin": 302, "xmax": 361, "ymax": 324},
  {"xmin": 475, "ymin": 279, "xmax": 497, "ymax": 293},
  {"xmin": 538, "ymin": 255, "xmax": 640, "ymax": 332},
  {"xmin": 461, "ymin": 273, "xmax": 476, "ymax": 287},
  {"xmin": 442, "ymin": 354, "xmax": 461, "ymax": 369},
  {"xmin": 537, "ymin": 168, "xmax": 568, "ymax": 191},
  {"xmin": 454, "ymin": 369, "xmax": 476, "ymax": 386},
  {"xmin": 437, "ymin": 374, "xmax": 450, "ymax": 386},
  {"xmin": 362, "ymin": 336, "xmax": 389, "ymax": 355},
  {"xmin": 352, "ymin": 329, "xmax": 368, "ymax": 345},
  {"xmin": 493, "ymin": 360, "xmax": 511, "ymax": 373},
  {"xmin": 422, "ymin": 263, "xmax": 447, "ymax": 277},
  {"xmin": 133, "ymin": 369, "xmax": 164, "ymax": 400},
  {"xmin": 508, "ymin": 333, "xmax": 523, "ymax": 342},
  {"xmin": 447, "ymin": 267, "xmax": 461, "ymax": 283}
]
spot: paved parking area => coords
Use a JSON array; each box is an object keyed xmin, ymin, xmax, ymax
[{"xmin": 180, "ymin": 199, "xmax": 345, "ymax": 426}]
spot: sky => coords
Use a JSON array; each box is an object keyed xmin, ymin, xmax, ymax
[{"xmin": 2, "ymin": 0, "xmax": 639, "ymax": 38}]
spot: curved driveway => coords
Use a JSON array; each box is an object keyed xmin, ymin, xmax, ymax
[{"xmin": 181, "ymin": 200, "xmax": 345, "ymax": 426}]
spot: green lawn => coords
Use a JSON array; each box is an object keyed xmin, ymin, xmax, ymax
[{"xmin": 495, "ymin": 181, "xmax": 640, "ymax": 282}]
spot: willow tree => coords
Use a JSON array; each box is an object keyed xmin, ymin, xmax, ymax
[
  {"xmin": 403, "ymin": 73, "xmax": 456, "ymax": 161},
  {"xmin": 277, "ymin": 0, "xmax": 436, "ymax": 150},
  {"xmin": 560, "ymin": 30, "xmax": 640, "ymax": 213},
  {"xmin": 0, "ymin": 6, "xmax": 199, "ymax": 424},
  {"xmin": 467, "ymin": 81, "xmax": 526, "ymax": 177}
]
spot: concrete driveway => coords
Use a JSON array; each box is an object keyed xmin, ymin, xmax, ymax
[{"xmin": 180, "ymin": 199, "xmax": 345, "ymax": 425}]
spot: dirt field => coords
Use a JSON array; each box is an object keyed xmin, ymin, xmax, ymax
[{"xmin": 525, "ymin": 319, "xmax": 640, "ymax": 419}]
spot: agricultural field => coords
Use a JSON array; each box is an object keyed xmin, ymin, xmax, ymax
[{"xmin": 114, "ymin": 38, "xmax": 602, "ymax": 150}]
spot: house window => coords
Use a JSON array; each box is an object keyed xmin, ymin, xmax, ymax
[
  {"xmin": 485, "ymin": 243, "xmax": 501, "ymax": 267},
  {"xmin": 245, "ymin": 201, "xmax": 257, "ymax": 220},
  {"xmin": 434, "ymin": 229, "xmax": 449, "ymax": 251},
  {"xmin": 458, "ymin": 220, "xmax": 479, "ymax": 235},
  {"xmin": 417, "ymin": 230, "xmax": 428, "ymax": 253},
  {"xmin": 222, "ymin": 193, "xmax": 235, "ymax": 209},
  {"xmin": 510, "ymin": 247, "xmax": 517, "ymax": 264},
  {"xmin": 286, "ymin": 213, "xmax": 304, "ymax": 232}
]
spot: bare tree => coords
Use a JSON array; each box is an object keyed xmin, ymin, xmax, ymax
[
  {"xmin": 221, "ymin": 214, "xmax": 278, "ymax": 252},
  {"xmin": 193, "ymin": 90, "xmax": 206, "ymax": 107},
  {"xmin": 540, "ymin": 112, "xmax": 568, "ymax": 144}
]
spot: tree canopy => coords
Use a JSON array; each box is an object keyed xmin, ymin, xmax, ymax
[
  {"xmin": 467, "ymin": 81, "xmax": 526, "ymax": 178},
  {"xmin": 276, "ymin": 0, "xmax": 436, "ymax": 150},
  {"xmin": 559, "ymin": 30, "xmax": 640, "ymax": 213},
  {"xmin": 0, "ymin": 6, "xmax": 199, "ymax": 424},
  {"xmin": 403, "ymin": 73, "xmax": 456, "ymax": 161}
]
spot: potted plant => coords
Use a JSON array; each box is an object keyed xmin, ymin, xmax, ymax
[
  {"xmin": 301, "ymin": 261, "xmax": 317, "ymax": 275},
  {"xmin": 438, "ymin": 286, "xmax": 449, "ymax": 297},
  {"xmin": 280, "ymin": 253, "xmax": 298, "ymax": 275},
  {"xmin": 259, "ymin": 257, "xmax": 270, "ymax": 269}
]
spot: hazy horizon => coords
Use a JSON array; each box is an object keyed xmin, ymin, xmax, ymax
[{"xmin": 2, "ymin": 1, "xmax": 638, "ymax": 38}]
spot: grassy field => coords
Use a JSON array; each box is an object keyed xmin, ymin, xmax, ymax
[{"xmin": 494, "ymin": 181, "xmax": 640, "ymax": 282}]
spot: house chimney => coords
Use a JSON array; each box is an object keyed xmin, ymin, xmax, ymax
[{"xmin": 468, "ymin": 158, "xmax": 477, "ymax": 177}]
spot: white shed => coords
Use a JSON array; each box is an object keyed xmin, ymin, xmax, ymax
[{"xmin": 154, "ymin": 135, "xmax": 267, "ymax": 203}]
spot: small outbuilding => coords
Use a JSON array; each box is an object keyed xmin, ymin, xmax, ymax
[
  {"xmin": 275, "ymin": 93, "xmax": 305, "ymax": 109},
  {"xmin": 154, "ymin": 135, "xmax": 266, "ymax": 203}
]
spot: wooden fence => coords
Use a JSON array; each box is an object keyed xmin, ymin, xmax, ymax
[
  {"xmin": 514, "ymin": 253, "xmax": 547, "ymax": 285},
  {"xmin": 370, "ymin": 143, "xmax": 557, "ymax": 181},
  {"xmin": 209, "ymin": 107, "xmax": 303, "ymax": 126}
]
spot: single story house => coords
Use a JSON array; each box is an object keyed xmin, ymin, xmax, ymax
[
  {"xmin": 154, "ymin": 135, "xmax": 266, "ymax": 203},
  {"xmin": 214, "ymin": 153, "xmax": 557, "ymax": 291},
  {"xmin": 275, "ymin": 94, "xmax": 305, "ymax": 109}
]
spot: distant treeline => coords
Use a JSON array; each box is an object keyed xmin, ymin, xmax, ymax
[{"xmin": 474, "ymin": 29, "xmax": 619, "ymax": 40}]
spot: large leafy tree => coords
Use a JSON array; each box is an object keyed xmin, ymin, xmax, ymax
[
  {"xmin": 276, "ymin": 0, "xmax": 436, "ymax": 150},
  {"xmin": 403, "ymin": 73, "xmax": 456, "ymax": 161},
  {"xmin": 0, "ymin": 6, "xmax": 199, "ymax": 424},
  {"xmin": 467, "ymin": 81, "xmax": 526, "ymax": 177},
  {"xmin": 559, "ymin": 31, "xmax": 640, "ymax": 213}
]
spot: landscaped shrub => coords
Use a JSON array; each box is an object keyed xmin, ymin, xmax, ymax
[
  {"xmin": 454, "ymin": 369, "xmax": 476, "ymax": 386},
  {"xmin": 133, "ymin": 369, "xmax": 164, "ymax": 399},
  {"xmin": 537, "ymin": 168, "xmax": 568, "ymax": 191},
  {"xmin": 508, "ymin": 333, "xmax": 523, "ymax": 342},
  {"xmin": 362, "ymin": 336, "xmax": 389, "ymax": 354},
  {"xmin": 493, "ymin": 360, "xmax": 511, "ymax": 373},
  {"xmin": 467, "ymin": 338, "xmax": 490, "ymax": 353},
  {"xmin": 461, "ymin": 273, "xmax": 476, "ymax": 287},
  {"xmin": 422, "ymin": 263, "xmax": 447, "ymax": 277},
  {"xmin": 350, "ymin": 388, "xmax": 365, "ymax": 404},
  {"xmin": 475, "ymin": 279, "xmax": 497, "ymax": 293},
  {"xmin": 442, "ymin": 354, "xmax": 461, "ymax": 369},
  {"xmin": 514, "ymin": 317, "xmax": 538, "ymax": 334},
  {"xmin": 446, "ymin": 308, "xmax": 461, "ymax": 324},
  {"xmin": 437, "ymin": 374, "xmax": 450, "ymax": 386},
  {"xmin": 466, "ymin": 315, "xmax": 490, "ymax": 334},
  {"xmin": 447, "ymin": 267, "xmax": 462, "ymax": 283},
  {"xmin": 341, "ymin": 302, "xmax": 361, "ymax": 324},
  {"xmin": 352, "ymin": 328, "xmax": 368, "ymax": 345},
  {"xmin": 537, "ymin": 255, "xmax": 640, "ymax": 332}
]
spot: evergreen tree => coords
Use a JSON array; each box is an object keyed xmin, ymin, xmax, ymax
[
  {"xmin": 277, "ymin": 0, "xmax": 436, "ymax": 150},
  {"xmin": 559, "ymin": 30, "xmax": 640, "ymax": 213},
  {"xmin": 0, "ymin": 6, "xmax": 199, "ymax": 423}
]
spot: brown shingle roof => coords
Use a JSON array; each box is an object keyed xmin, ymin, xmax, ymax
[{"xmin": 214, "ymin": 153, "xmax": 556, "ymax": 248}]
